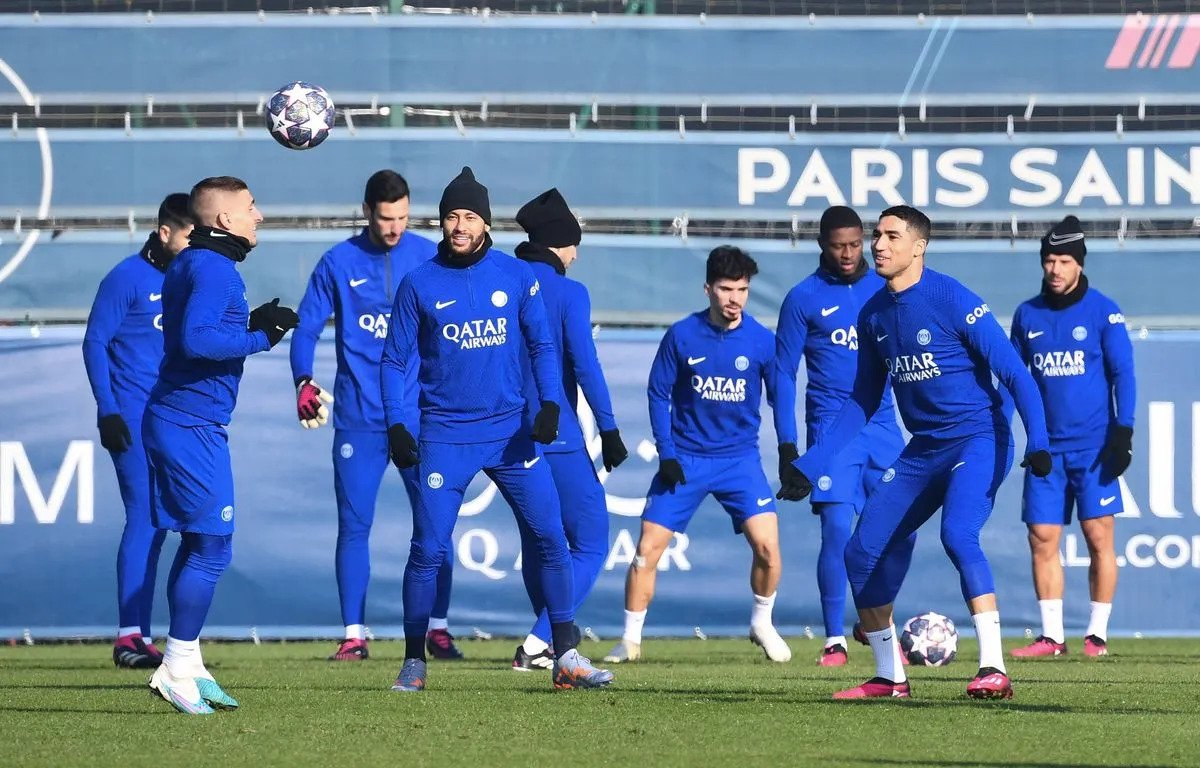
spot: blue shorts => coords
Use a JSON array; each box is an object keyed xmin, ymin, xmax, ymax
[
  {"xmin": 1022, "ymin": 447, "xmax": 1123, "ymax": 525},
  {"xmin": 143, "ymin": 412, "xmax": 235, "ymax": 536},
  {"xmin": 642, "ymin": 453, "xmax": 776, "ymax": 535},
  {"xmin": 809, "ymin": 420, "xmax": 905, "ymax": 507}
]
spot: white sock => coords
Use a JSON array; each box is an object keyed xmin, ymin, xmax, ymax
[
  {"xmin": 522, "ymin": 634, "xmax": 549, "ymax": 655},
  {"xmin": 344, "ymin": 624, "xmax": 366, "ymax": 641},
  {"xmin": 825, "ymin": 635, "xmax": 847, "ymax": 649},
  {"xmin": 973, "ymin": 611, "xmax": 1006, "ymax": 673},
  {"xmin": 866, "ymin": 625, "xmax": 906, "ymax": 684},
  {"xmin": 750, "ymin": 592, "xmax": 776, "ymax": 629},
  {"xmin": 1038, "ymin": 598, "xmax": 1065, "ymax": 643},
  {"xmin": 163, "ymin": 636, "xmax": 202, "ymax": 678},
  {"xmin": 117, "ymin": 626, "xmax": 141, "ymax": 639},
  {"xmin": 1086, "ymin": 601, "xmax": 1112, "ymax": 641},
  {"xmin": 623, "ymin": 609, "xmax": 648, "ymax": 645},
  {"xmin": 428, "ymin": 617, "xmax": 449, "ymax": 632}
]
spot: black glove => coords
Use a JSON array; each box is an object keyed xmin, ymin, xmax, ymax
[
  {"xmin": 98, "ymin": 414, "xmax": 132, "ymax": 453},
  {"xmin": 657, "ymin": 458, "xmax": 686, "ymax": 490},
  {"xmin": 1021, "ymin": 449, "xmax": 1053, "ymax": 478},
  {"xmin": 599, "ymin": 429, "xmax": 628, "ymax": 472},
  {"xmin": 1099, "ymin": 425, "xmax": 1134, "ymax": 478},
  {"xmin": 775, "ymin": 443, "xmax": 814, "ymax": 502},
  {"xmin": 531, "ymin": 401, "xmax": 560, "ymax": 445},
  {"xmin": 248, "ymin": 298, "xmax": 299, "ymax": 348},
  {"xmin": 387, "ymin": 424, "xmax": 419, "ymax": 470}
]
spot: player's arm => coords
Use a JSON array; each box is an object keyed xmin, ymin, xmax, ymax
[
  {"xmin": 518, "ymin": 271, "xmax": 563, "ymax": 443},
  {"xmin": 772, "ymin": 289, "xmax": 808, "ymax": 446},
  {"xmin": 289, "ymin": 253, "xmax": 335, "ymax": 384},
  {"xmin": 82, "ymin": 270, "xmax": 137, "ymax": 452},
  {"xmin": 381, "ymin": 276, "xmax": 419, "ymax": 468},
  {"xmin": 1008, "ymin": 308, "xmax": 1029, "ymax": 365},
  {"xmin": 1099, "ymin": 302, "xmax": 1136, "ymax": 476},
  {"xmin": 181, "ymin": 268, "xmax": 273, "ymax": 360},
  {"xmin": 563, "ymin": 284, "xmax": 627, "ymax": 469},
  {"xmin": 646, "ymin": 327, "xmax": 679, "ymax": 461},
  {"xmin": 958, "ymin": 298, "xmax": 1051, "ymax": 460}
]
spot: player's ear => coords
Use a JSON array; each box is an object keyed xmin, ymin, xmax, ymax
[
  {"xmin": 362, "ymin": 202, "xmax": 372, "ymax": 221},
  {"xmin": 157, "ymin": 223, "xmax": 171, "ymax": 245}
]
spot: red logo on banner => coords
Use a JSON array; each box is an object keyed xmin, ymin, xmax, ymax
[{"xmin": 1106, "ymin": 14, "xmax": 1200, "ymax": 69}]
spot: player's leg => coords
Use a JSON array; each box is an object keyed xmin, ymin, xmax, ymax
[
  {"xmin": 111, "ymin": 411, "xmax": 167, "ymax": 668},
  {"xmin": 711, "ymin": 455, "xmax": 790, "ymax": 662},
  {"xmin": 328, "ymin": 429, "xmax": 387, "ymax": 660},
  {"xmin": 393, "ymin": 440, "xmax": 479, "ymax": 692},
  {"xmin": 399, "ymin": 463, "xmax": 462, "ymax": 661},
  {"xmin": 939, "ymin": 433, "xmax": 1016, "ymax": 699},
  {"xmin": 606, "ymin": 454, "xmax": 706, "ymax": 663},
  {"xmin": 1012, "ymin": 451, "xmax": 1070, "ymax": 656},
  {"xmin": 488, "ymin": 437, "xmax": 611, "ymax": 689},
  {"xmin": 516, "ymin": 449, "xmax": 607, "ymax": 671},
  {"xmin": 1075, "ymin": 447, "xmax": 1122, "ymax": 656},
  {"xmin": 814, "ymin": 502, "xmax": 855, "ymax": 664}
]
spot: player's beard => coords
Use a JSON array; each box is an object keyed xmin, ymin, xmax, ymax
[{"xmin": 449, "ymin": 230, "xmax": 487, "ymax": 257}]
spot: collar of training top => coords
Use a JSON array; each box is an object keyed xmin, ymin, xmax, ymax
[
  {"xmin": 514, "ymin": 241, "xmax": 565, "ymax": 276},
  {"xmin": 1042, "ymin": 273, "xmax": 1089, "ymax": 311},
  {"xmin": 436, "ymin": 232, "xmax": 493, "ymax": 269},
  {"xmin": 818, "ymin": 253, "xmax": 870, "ymax": 285},
  {"xmin": 139, "ymin": 233, "xmax": 171, "ymax": 272},
  {"xmin": 188, "ymin": 226, "xmax": 253, "ymax": 262}
]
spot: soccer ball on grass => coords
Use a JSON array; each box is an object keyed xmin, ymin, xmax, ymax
[{"xmin": 900, "ymin": 611, "xmax": 958, "ymax": 666}]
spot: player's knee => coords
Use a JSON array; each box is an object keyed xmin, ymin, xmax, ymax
[
  {"xmin": 1026, "ymin": 526, "xmax": 1061, "ymax": 559},
  {"xmin": 407, "ymin": 541, "xmax": 448, "ymax": 574},
  {"xmin": 940, "ymin": 528, "xmax": 983, "ymax": 562},
  {"xmin": 750, "ymin": 538, "xmax": 780, "ymax": 567},
  {"xmin": 185, "ymin": 533, "xmax": 233, "ymax": 577},
  {"xmin": 843, "ymin": 537, "xmax": 871, "ymax": 581}
]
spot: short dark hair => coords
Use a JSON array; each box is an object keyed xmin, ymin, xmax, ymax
[
  {"xmin": 189, "ymin": 176, "xmax": 249, "ymax": 219},
  {"xmin": 706, "ymin": 245, "xmax": 758, "ymax": 284},
  {"xmin": 157, "ymin": 193, "xmax": 193, "ymax": 229},
  {"xmin": 819, "ymin": 206, "xmax": 863, "ymax": 240},
  {"xmin": 879, "ymin": 205, "xmax": 931, "ymax": 241},
  {"xmin": 364, "ymin": 170, "xmax": 411, "ymax": 210}
]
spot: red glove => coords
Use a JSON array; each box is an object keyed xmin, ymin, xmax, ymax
[{"xmin": 296, "ymin": 378, "xmax": 334, "ymax": 429}]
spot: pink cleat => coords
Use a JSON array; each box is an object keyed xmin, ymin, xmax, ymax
[
  {"xmin": 1083, "ymin": 635, "xmax": 1108, "ymax": 657},
  {"xmin": 1011, "ymin": 636, "xmax": 1067, "ymax": 658},
  {"xmin": 328, "ymin": 638, "xmax": 369, "ymax": 661},
  {"xmin": 833, "ymin": 677, "xmax": 911, "ymax": 700},
  {"xmin": 966, "ymin": 667, "xmax": 1014, "ymax": 699},
  {"xmin": 819, "ymin": 644, "xmax": 848, "ymax": 667}
]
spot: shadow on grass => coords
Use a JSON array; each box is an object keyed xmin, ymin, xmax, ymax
[
  {"xmin": 0, "ymin": 704, "xmax": 173, "ymax": 716},
  {"xmin": 859, "ymin": 758, "xmax": 1183, "ymax": 768}
]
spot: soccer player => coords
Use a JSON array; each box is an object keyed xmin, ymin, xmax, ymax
[
  {"xmin": 1009, "ymin": 216, "xmax": 1135, "ymax": 658},
  {"xmin": 787, "ymin": 205, "xmax": 1052, "ymax": 700},
  {"xmin": 83, "ymin": 193, "xmax": 194, "ymax": 669},
  {"xmin": 381, "ymin": 167, "xmax": 613, "ymax": 692},
  {"xmin": 144, "ymin": 176, "xmax": 299, "ymax": 714},
  {"xmin": 604, "ymin": 246, "xmax": 791, "ymax": 665},
  {"xmin": 774, "ymin": 206, "xmax": 904, "ymax": 666},
  {"xmin": 509, "ymin": 188, "xmax": 628, "ymax": 671},
  {"xmin": 289, "ymin": 170, "xmax": 463, "ymax": 662}
]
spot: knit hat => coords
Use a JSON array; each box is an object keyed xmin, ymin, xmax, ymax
[
  {"xmin": 439, "ymin": 166, "xmax": 491, "ymax": 224},
  {"xmin": 1040, "ymin": 215, "xmax": 1086, "ymax": 265},
  {"xmin": 515, "ymin": 188, "xmax": 582, "ymax": 248}
]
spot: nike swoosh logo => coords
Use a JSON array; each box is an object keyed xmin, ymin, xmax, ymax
[
  {"xmin": 435, "ymin": 300, "xmax": 456, "ymax": 310},
  {"xmin": 523, "ymin": 456, "xmax": 541, "ymax": 469},
  {"xmin": 209, "ymin": 231, "xmax": 226, "ymax": 238},
  {"xmin": 687, "ymin": 356, "xmax": 706, "ymax": 365},
  {"xmin": 820, "ymin": 305, "xmax": 840, "ymax": 317},
  {"xmin": 757, "ymin": 498, "xmax": 772, "ymax": 507},
  {"xmin": 1100, "ymin": 496, "xmax": 1117, "ymax": 507},
  {"xmin": 881, "ymin": 634, "xmax": 892, "ymax": 642},
  {"xmin": 349, "ymin": 278, "xmax": 368, "ymax": 287},
  {"xmin": 148, "ymin": 293, "xmax": 161, "ymax": 302},
  {"xmin": 1047, "ymin": 232, "xmax": 1084, "ymax": 247},
  {"xmin": 876, "ymin": 334, "xmax": 888, "ymax": 342},
  {"xmin": 952, "ymin": 461, "xmax": 966, "ymax": 471},
  {"xmin": 1027, "ymin": 331, "xmax": 1045, "ymax": 339}
]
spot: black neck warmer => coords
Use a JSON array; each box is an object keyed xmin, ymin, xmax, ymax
[
  {"xmin": 514, "ymin": 241, "xmax": 566, "ymax": 276},
  {"xmin": 188, "ymin": 225, "xmax": 253, "ymax": 263},
  {"xmin": 1042, "ymin": 273, "xmax": 1089, "ymax": 311},
  {"xmin": 139, "ymin": 234, "xmax": 172, "ymax": 272}
]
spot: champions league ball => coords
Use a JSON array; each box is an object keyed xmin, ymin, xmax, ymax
[
  {"xmin": 900, "ymin": 612, "xmax": 959, "ymax": 667},
  {"xmin": 265, "ymin": 81, "xmax": 335, "ymax": 150}
]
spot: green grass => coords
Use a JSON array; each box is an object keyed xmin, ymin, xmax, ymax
[{"xmin": 2, "ymin": 638, "xmax": 1198, "ymax": 767}]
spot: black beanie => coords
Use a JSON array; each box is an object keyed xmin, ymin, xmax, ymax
[
  {"xmin": 439, "ymin": 166, "xmax": 491, "ymax": 224},
  {"xmin": 516, "ymin": 188, "xmax": 582, "ymax": 248},
  {"xmin": 1040, "ymin": 215, "xmax": 1086, "ymax": 265}
]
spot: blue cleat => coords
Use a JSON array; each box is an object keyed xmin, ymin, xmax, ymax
[
  {"xmin": 148, "ymin": 666, "xmax": 214, "ymax": 716},
  {"xmin": 390, "ymin": 658, "xmax": 427, "ymax": 692},
  {"xmin": 553, "ymin": 649, "xmax": 614, "ymax": 690},
  {"xmin": 196, "ymin": 676, "xmax": 240, "ymax": 710}
]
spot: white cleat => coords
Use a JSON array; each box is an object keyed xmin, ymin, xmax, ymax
[
  {"xmin": 603, "ymin": 639, "xmax": 642, "ymax": 664},
  {"xmin": 750, "ymin": 624, "xmax": 793, "ymax": 663},
  {"xmin": 148, "ymin": 665, "xmax": 214, "ymax": 715}
]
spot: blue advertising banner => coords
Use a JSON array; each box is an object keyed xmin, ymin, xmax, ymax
[
  {"xmin": 1, "ymin": 327, "xmax": 1198, "ymax": 639},
  {"xmin": 1, "ymin": 129, "xmax": 1198, "ymax": 220},
  {"xmin": 0, "ymin": 14, "xmax": 1196, "ymax": 106}
]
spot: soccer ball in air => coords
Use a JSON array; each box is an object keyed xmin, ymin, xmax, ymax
[
  {"xmin": 265, "ymin": 81, "xmax": 335, "ymax": 150},
  {"xmin": 900, "ymin": 612, "xmax": 959, "ymax": 666}
]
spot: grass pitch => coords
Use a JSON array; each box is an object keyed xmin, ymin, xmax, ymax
[{"xmin": 2, "ymin": 637, "xmax": 1197, "ymax": 767}]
